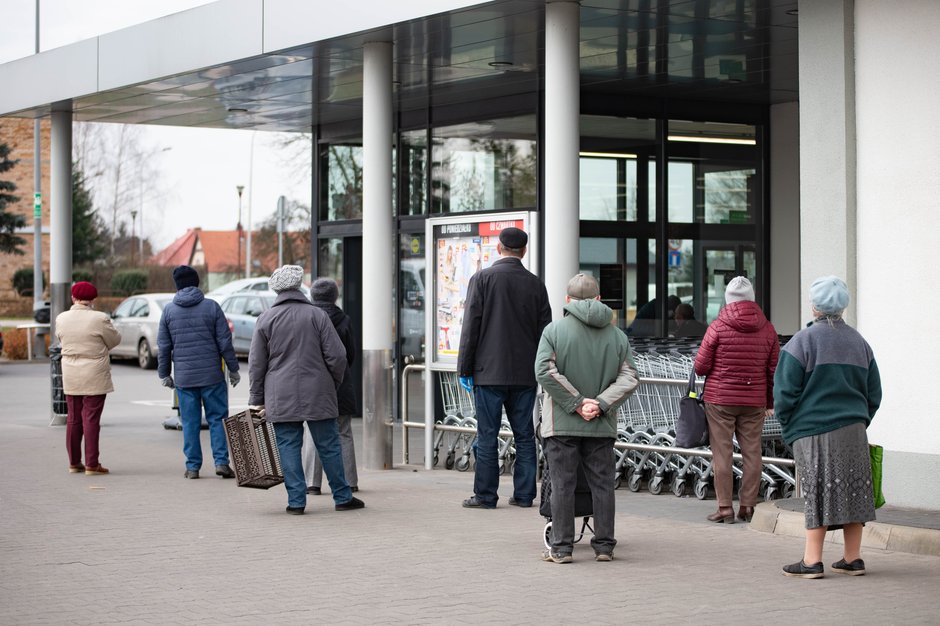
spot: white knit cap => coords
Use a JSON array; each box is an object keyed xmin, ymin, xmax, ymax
[
  {"xmin": 725, "ymin": 276, "xmax": 755, "ymax": 304},
  {"xmin": 269, "ymin": 265, "xmax": 304, "ymax": 293}
]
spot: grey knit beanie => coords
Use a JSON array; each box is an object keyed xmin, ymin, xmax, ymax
[{"xmin": 268, "ymin": 265, "xmax": 304, "ymax": 294}]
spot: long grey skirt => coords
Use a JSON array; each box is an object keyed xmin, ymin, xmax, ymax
[{"xmin": 793, "ymin": 422, "xmax": 876, "ymax": 530}]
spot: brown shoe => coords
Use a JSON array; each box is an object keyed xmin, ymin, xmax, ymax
[
  {"xmin": 707, "ymin": 507, "xmax": 736, "ymax": 524},
  {"xmin": 85, "ymin": 465, "xmax": 109, "ymax": 475},
  {"xmin": 737, "ymin": 506, "xmax": 754, "ymax": 522},
  {"xmin": 69, "ymin": 464, "xmax": 85, "ymax": 473}
]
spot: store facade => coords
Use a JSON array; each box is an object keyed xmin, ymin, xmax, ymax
[{"xmin": 0, "ymin": 0, "xmax": 937, "ymax": 507}]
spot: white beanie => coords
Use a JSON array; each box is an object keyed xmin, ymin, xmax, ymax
[
  {"xmin": 725, "ymin": 276, "xmax": 755, "ymax": 304},
  {"xmin": 269, "ymin": 265, "xmax": 304, "ymax": 293}
]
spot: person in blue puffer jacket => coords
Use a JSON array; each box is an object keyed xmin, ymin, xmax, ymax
[{"xmin": 157, "ymin": 265, "xmax": 240, "ymax": 480}]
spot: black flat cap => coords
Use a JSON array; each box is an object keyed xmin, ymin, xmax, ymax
[{"xmin": 498, "ymin": 227, "xmax": 528, "ymax": 249}]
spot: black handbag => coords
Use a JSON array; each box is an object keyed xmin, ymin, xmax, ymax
[{"xmin": 675, "ymin": 370, "xmax": 708, "ymax": 448}]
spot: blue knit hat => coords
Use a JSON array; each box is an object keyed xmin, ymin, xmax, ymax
[{"xmin": 810, "ymin": 275, "xmax": 849, "ymax": 315}]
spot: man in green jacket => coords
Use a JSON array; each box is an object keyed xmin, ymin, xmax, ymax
[{"xmin": 535, "ymin": 274, "xmax": 639, "ymax": 563}]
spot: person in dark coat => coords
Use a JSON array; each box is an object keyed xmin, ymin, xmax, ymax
[
  {"xmin": 157, "ymin": 265, "xmax": 239, "ymax": 480},
  {"xmin": 304, "ymin": 277, "xmax": 359, "ymax": 495},
  {"xmin": 248, "ymin": 265, "xmax": 364, "ymax": 515},
  {"xmin": 693, "ymin": 276, "xmax": 779, "ymax": 524},
  {"xmin": 457, "ymin": 227, "xmax": 552, "ymax": 509}
]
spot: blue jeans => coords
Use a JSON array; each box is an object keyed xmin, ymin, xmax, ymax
[
  {"xmin": 177, "ymin": 381, "xmax": 229, "ymax": 471},
  {"xmin": 472, "ymin": 385, "xmax": 538, "ymax": 506},
  {"xmin": 274, "ymin": 420, "xmax": 351, "ymax": 509}
]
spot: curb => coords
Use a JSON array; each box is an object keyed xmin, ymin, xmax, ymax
[{"xmin": 751, "ymin": 501, "xmax": 940, "ymax": 557}]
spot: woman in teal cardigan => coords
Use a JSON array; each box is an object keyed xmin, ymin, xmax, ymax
[{"xmin": 774, "ymin": 276, "xmax": 882, "ymax": 579}]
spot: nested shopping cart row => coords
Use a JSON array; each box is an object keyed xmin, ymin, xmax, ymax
[{"xmin": 430, "ymin": 349, "xmax": 797, "ymax": 503}]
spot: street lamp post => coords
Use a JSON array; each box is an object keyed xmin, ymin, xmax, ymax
[
  {"xmin": 236, "ymin": 185, "xmax": 244, "ymax": 275},
  {"xmin": 130, "ymin": 210, "xmax": 137, "ymax": 266}
]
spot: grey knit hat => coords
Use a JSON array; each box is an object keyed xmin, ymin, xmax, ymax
[
  {"xmin": 311, "ymin": 277, "xmax": 339, "ymax": 303},
  {"xmin": 269, "ymin": 265, "xmax": 304, "ymax": 294},
  {"xmin": 725, "ymin": 276, "xmax": 755, "ymax": 304},
  {"xmin": 810, "ymin": 275, "xmax": 849, "ymax": 315}
]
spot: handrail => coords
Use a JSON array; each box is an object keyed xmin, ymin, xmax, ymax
[{"xmin": 400, "ymin": 360, "xmax": 425, "ymax": 465}]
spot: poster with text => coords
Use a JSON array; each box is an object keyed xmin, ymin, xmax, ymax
[{"xmin": 432, "ymin": 217, "xmax": 526, "ymax": 365}]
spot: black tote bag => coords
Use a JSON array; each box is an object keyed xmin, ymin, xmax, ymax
[{"xmin": 675, "ymin": 370, "xmax": 708, "ymax": 448}]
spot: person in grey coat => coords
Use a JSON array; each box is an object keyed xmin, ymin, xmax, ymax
[{"xmin": 248, "ymin": 265, "xmax": 364, "ymax": 515}]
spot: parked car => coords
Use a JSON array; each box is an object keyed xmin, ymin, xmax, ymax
[
  {"xmin": 206, "ymin": 276, "xmax": 309, "ymax": 302},
  {"xmin": 219, "ymin": 292, "xmax": 277, "ymax": 355},
  {"xmin": 108, "ymin": 293, "xmax": 175, "ymax": 369}
]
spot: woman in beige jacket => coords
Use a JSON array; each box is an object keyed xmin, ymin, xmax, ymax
[{"xmin": 54, "ymin": 282, "xmax": 121, "ymax": 475}]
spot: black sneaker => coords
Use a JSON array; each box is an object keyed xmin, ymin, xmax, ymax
[
  {"xmin": 285, "ymin": 506, "xmax": 305, "ymax": 515},
  {"xmin": 184, "ymin": 470, "xmax": 199, "ymax": 479},
  {"xmin": 335, "ymin": 496, "xmax": 365, "ymax": 511},
  {"xmin": 782, "ymin": 560, "xmax": 824, "ymax": 579},
  {"xmin": 215, "ymin": 464, "xmax": 235, "ymax": 478},
  {"xmin": 307, "ymin": 486, "xmax": 322, "ymax": 495},
  {"xmin": 831, "ymin": 558, "xmax": 866, "ymax": 576},
  {"xmin": 542, "ymin": 549, "xmax": 573, "ymax": 564},
  {"xmin": 508, "ymin": 498, "xmax": 532, "ymax": 508}
]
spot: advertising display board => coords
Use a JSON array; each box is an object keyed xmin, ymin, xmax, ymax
[{"xmin": 426, "ymin": 212, "xmax": 536, "ymax": 370}]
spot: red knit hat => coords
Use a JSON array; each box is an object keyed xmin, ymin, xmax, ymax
[{"xmin": 71, "ymin": 281, "xmax": 98, "ymax": 301}]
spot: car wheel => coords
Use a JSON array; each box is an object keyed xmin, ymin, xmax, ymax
[{"xmin": 138, "ymin": 338, "xmax": 157, "ymax": 369}]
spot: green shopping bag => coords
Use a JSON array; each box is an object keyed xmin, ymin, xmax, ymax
[{"xmin": 870, "ymin": 444, "xmax": 886, "ymax": 509}]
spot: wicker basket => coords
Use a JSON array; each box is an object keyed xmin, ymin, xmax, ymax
[{"xmin": 222, "ymin": 410, "xmax": 284, "ymax": 489}]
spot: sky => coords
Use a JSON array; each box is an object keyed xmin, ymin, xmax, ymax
[{"xmin": 1, "ymin": 0, "xmax": 310, "ymax": 251}]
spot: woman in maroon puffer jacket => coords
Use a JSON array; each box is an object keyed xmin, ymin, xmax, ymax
[{"xmin": 694, "ymin": 276, "xmax": 779, "ymax": 524}]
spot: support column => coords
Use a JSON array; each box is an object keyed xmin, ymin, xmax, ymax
[
  {"xmin": 49, "ymin": 107, "xmax": 72, "ymax": 342},
  {"xmin": 543, "ymin": 1, "xmax": 581, "ymax": 319},
  {"xmin": 361, "ymin": 41, "xmax": 394, "ymax": 470},
  {"xmin": 799, "ymin": 0, "xmax": 856, "ymax": 323}
]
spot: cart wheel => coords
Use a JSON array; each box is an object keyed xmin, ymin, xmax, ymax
[
  {"xmin": 544, "ymin": 521, "xmax": 553, "ymax": 550},
  {"xmin": 455, "ymin": 456, "xmax": 471, "ymax": 472},
  {"xmin": 779, "ymin": 482, "xmax": 795, "ymax": 499},
  {"xmin": 763, "ymin": 484, "xmax": 777, "ymax": 502},
  {"xmin": 627, "ymin": 471, "xmax": 643, "ymax": 493},
  {"xmin": 433, "ymin": 454, "xmax": 439, "ymax": 467},
  {"xmin": 694, "ymin": 480, "xmax": 709, "ymax": 500},
  {"xmin": 672, "ymin": 476, "xmax": 687, "ymax": 498},
  {"xmin": 445, "ymin": 453, "xmax": 456, "ymax": 470},
  {"xmin": 613, "ymin": 471, "xmax": 622, "ymax": 490},
  {"xmin": 498, "ymin": 460, "xmax": 508, "ymax": 475},
  {"xmin": 649, "ymin": 475, "xmax": 664, "ymax": 495}
]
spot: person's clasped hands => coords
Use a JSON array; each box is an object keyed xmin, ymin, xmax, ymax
[{"xmin": 576, "ymin": 398, "xmax": 601, "ymax": 421}]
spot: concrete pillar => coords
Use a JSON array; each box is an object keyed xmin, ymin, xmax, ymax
[
  {"xmin": 769, "ymin": 102, "xmax": 800, "ymax": 334},
  {"xmin": 361, "ymin": 41, "xmax": 394, "ymax": 470},
  {"xmin": 798, "ymin": 0, "xmax": 856, "ymax": 323},
  {"xmin": 49, "ymin": 107, "xmax": 72, "ymax": 342},
  {"xmin": 544, "ymin": 1, "xmax": 581, "ymax": 319}
]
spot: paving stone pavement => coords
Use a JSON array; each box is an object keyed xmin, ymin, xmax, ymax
[{"xmin": 1, "ymin": 360, "xmax": 939, "ymax": 625}]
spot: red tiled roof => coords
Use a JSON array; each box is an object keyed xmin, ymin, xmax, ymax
[
  {"xmin": 150, "ymin": 228, "xmax": 198, "ymax": 267},
  {"xmin": 198, "ymin": 230, "xmax": 243, "ymax": 273}
]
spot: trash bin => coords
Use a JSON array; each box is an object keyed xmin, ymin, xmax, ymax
[{"xmin": 49, "ymin": 345, "xmax": 68, "ymax": 426}]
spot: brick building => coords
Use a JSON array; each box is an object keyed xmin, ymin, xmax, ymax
[{"xmin": 0, "ymin": 117, "xmax": 50, "ymax": 316}]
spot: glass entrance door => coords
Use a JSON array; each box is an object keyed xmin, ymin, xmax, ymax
[{"xmin": 702, "ymin": 244, "xmax": 756, "ymax": 324}]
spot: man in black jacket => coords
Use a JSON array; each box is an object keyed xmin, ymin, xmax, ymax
[{"xmin": 457, "ymin": 227, "xmax": 552, "ymax": 509}]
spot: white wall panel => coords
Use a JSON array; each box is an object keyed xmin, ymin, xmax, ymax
[
  {"xmin": 98, "ymin": 0, "xmax": 263, "ymax": 91},
  {"xmin": 0, "ymin": 39, "xmax": 97, "ymax": 115}
]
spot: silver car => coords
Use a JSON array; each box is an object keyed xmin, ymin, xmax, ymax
[
  {"xmin": 219, "ymin": 292, "xmax": 277, "ymax": 356},
  {"xmin": 109, "ymin": 293, "xmax": 175, "ymax": 369}
]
